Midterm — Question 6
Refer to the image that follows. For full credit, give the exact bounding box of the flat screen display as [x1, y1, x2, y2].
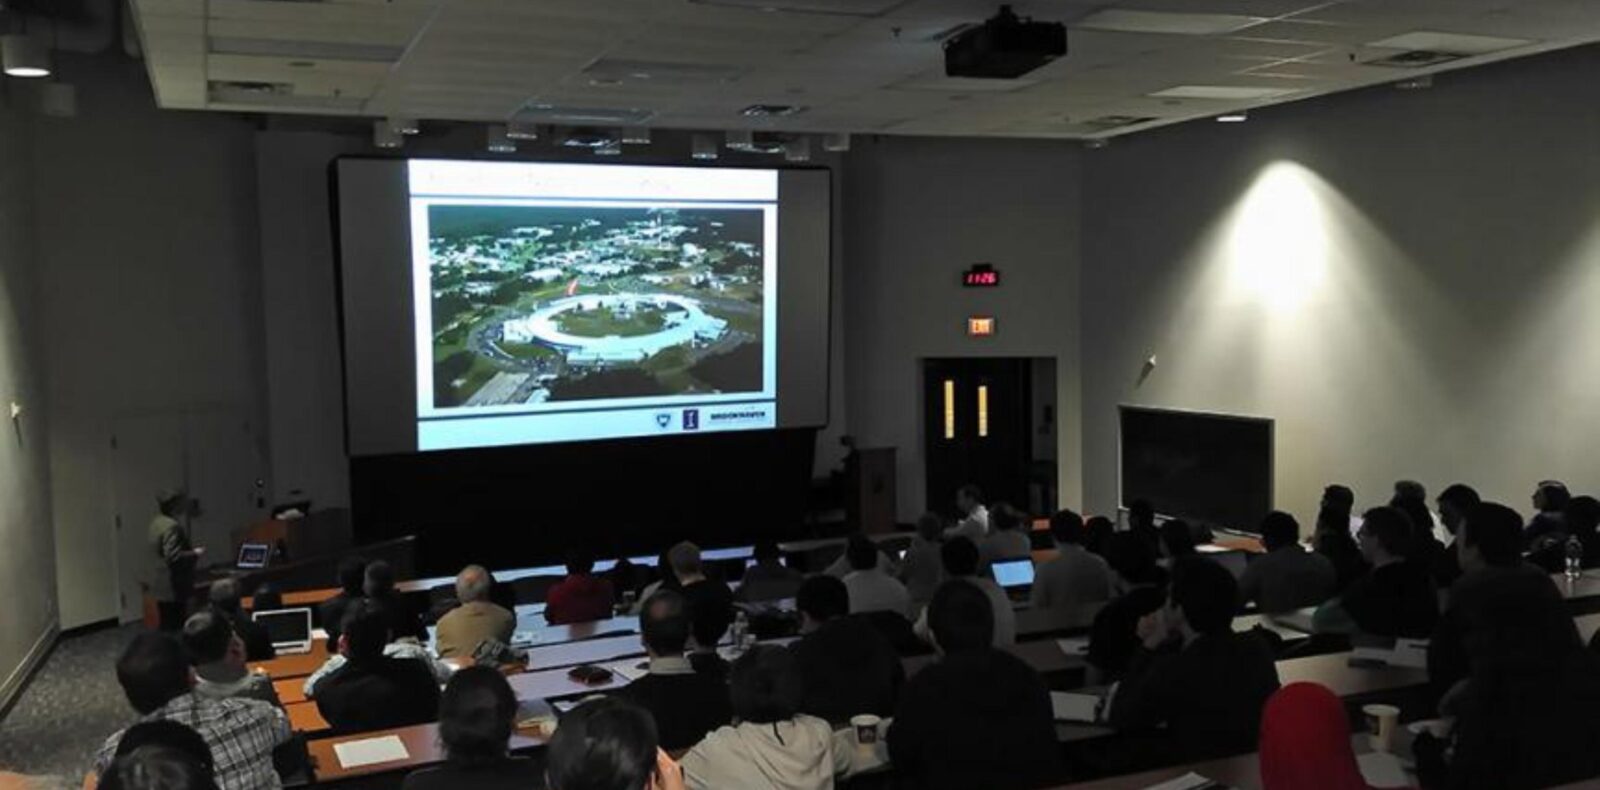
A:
[1119, 406, 1273, 533]
[991, 558, 1036, 588]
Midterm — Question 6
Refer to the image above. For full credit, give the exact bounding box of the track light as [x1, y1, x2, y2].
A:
[726, 129, 753, 149]
[506, 121, 540, 140]
[373, 119, 403, 149]
[2, 34, 50, 78]
[486, 124, 516, 153]
[386, 116, 419, 135]
[822, 132, 851, 152]
[1216, 111, 1249, 123]
[620, 126, 652, 145]
[692, 134, 719, 161]
[783, 136, 811, 163]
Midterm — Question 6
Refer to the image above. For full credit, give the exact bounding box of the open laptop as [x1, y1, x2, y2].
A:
[235, 542, 270, 570]
[253, 607, 314, 654]
[990, 558, 1035, 595]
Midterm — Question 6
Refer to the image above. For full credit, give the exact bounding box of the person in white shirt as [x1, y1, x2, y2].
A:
[914, 537, 1016, 647]
[979, 503, 1034, 570]
[841, 535, 912, 618]
[1030, 508, 1115, 611]
[945, 484, 990, 543]
[302, 629, 451, 699]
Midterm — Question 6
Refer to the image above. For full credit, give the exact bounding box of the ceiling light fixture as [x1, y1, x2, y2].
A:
[821, 132, 850, 152]
[595, 140, 623, 156]
[486, 124, 516, 153]
[1394, 74, 1434, 91]
[726, 129, 754, 149]
[506, 121, 540, 140]
[1083, 138, 1109, 150]
[386, 116, 419, 135]
[783, 136, 811, 163]
[1216, 111, 1249, 123]
[692, 134, 719, 160]
[620, 126, 652, 145]
[2, 34, 51, 78]
[373, 119, 403, 149]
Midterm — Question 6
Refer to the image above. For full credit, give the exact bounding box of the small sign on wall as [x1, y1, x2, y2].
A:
[967, 316, 996, 337]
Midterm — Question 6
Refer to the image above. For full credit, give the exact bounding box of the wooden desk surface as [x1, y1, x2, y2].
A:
[1017, 603, 1103, 639]
[523, 633, 648, 671]
[248, 640, 330, 680]
[274, 678, 307, 706]
[1276, 652, 1428, 700]
[309, 722, 549, 783]
[285, 700, 330, 735]
[1055, 735, 1401, 789]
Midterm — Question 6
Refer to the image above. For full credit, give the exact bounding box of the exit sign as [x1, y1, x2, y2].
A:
[968, 316, 996, 336]
[962, 263, 1001, 287]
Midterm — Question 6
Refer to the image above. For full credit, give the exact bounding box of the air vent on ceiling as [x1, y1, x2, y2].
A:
[1365, 50, 1467, 69]
[687, 0, 907, 17]
[513, 103, 654, 125]
[206, 80, 364, 111]
[210, 36, 403, 62]
[209, 80, 290, 96]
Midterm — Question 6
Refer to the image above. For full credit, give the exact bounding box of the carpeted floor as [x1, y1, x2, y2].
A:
[0, 624, 143, 785]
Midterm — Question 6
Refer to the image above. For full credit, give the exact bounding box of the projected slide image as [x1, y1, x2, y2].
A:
[427, 204, 766, 410]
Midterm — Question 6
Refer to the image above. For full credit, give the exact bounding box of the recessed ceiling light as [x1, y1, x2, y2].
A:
[1149, 85, 1296, 100]
[1367, 31, 1532, 55]
[1217, 111, 1248, 123]
[2, 35, 51, 78]
[1076, 9, 1267, 36]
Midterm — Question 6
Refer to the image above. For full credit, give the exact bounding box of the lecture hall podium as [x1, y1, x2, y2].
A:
[848, 447, 897, 535]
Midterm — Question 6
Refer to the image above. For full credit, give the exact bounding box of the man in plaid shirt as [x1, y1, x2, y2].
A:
[92, 632, 290, 790]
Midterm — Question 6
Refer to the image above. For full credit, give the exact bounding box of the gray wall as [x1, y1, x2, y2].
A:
[0, 89, 57, 707]
[1081, 45, 1600, 524]
[843, 136, 1083, 519]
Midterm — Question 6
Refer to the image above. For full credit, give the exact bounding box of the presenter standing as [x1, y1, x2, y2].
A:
[148, 488, 204, 631]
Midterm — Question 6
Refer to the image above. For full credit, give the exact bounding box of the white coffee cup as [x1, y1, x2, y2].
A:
[1363, 704, 1401, 752]
[850, 714, 882, 745]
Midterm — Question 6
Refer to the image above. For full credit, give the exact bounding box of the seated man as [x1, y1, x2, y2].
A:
[1313, 506, 1439, 638]
[1237, 511, 1337, 614]
[788, 575, 903, 724]
[842, 534, 911, 618]
[669, 542, 735, 648]
[913, 537, 1015, 646]
[207, 578, 274, 661]
[1029, 508, 1115, 611]
[364, 560, 428, 642]
[93, 632, 290, 790]
[1109, 557, 1281, 762]
[545, 550, 616, 626]
[687, 598, 731, 679]
[401, 667, 542, 789]
[1428, 501, 1565, 701]
[978, 503, 1034, 569]
[618, 590, 732, 752]
[944, 484, 990, 543]
[888, 581, 1058, 790]
[319, 556, 368, 647]
[314, 601, 443, 733]
[435, 564, 515, 658]
[180, 610, 280, 706]
[546, 697, 684, 790]
[735, 540, 803, 603]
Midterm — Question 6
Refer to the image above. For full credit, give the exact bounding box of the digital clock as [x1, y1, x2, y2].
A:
[962, 263, 1001, 287]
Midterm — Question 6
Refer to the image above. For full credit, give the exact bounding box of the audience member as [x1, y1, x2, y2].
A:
[618, 591, 732, 752]
[889, 581, 1058, 790]
[1258, 683, 1381, 790]
[1082, 515, 1116, 557]
[180, 611, 279, 706]
[944, 484, 989, 542]
[680, 646, 847, 790]
[979, 502, 1033, 568]
[788, 575, 903, 724]
[111, 720, 215, 777]
[736, 541, 803, 603]
[1158, 519, 1198, 562]
[1029, 508, 1114, 611]
[93, 632, 289, 790]
[401, 667, 541, 789]
[98, 746, 219, 790]
[545, 697, 684, 790]
[669, 542, 735, 651]
[436, 565, 516, 659]
[687, 596, 732, 679]
[1433, 483, 1482, 586]
[1237, 511, 1336, 614]
[1526, 479, 1572, 546]
[363, 560, 427, 642]
[841, 534, 911, 617]
[1313, 495, 1368, 593]
[1087, 533, 1171, 682]
[1312, 507, 1438, 638]
[205, 579, 274, 662]
[1392, 494, 1448, 582]
[1567, 495, 1600, 567]
[913, 537, 1015, 646]
[898, 513, 946, 608]
[303, 610, 450, 699]
[1127, 499, 1160, 557]
[148, 489, 203, 631]
[1428, 502, 1563, 702]
[1109, 557, 1281, 761]
[313, 601, 442, 733]
[1391, 479, 1444, 543]
[1322, 484, 1359, 533]
[318, 556, 368, 647]
[546, 550, 617, 626]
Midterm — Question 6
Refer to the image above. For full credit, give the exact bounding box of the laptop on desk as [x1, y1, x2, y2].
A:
[254, 607, 315, 655]
[991, 558, 1036, 601]
[236, 542, 270, 570]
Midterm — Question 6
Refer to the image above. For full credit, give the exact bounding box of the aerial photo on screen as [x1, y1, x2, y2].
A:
[427, 204, 767, 409]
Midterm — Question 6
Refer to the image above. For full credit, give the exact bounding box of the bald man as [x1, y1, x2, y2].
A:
[434, 565, 516, 659]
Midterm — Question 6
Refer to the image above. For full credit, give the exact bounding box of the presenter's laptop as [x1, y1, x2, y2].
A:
[236, 542, 270, 570]
[253, 608, 314, 654]
[991, 559, 1035, 591]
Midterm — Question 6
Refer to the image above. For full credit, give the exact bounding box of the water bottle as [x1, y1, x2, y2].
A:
[729, 611, 749, 654]
[1566, 535, 1584, 580]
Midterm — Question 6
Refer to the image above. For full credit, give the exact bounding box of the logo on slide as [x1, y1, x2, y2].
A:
[682, 409, 700, 430]
[655, 413, 672, 429]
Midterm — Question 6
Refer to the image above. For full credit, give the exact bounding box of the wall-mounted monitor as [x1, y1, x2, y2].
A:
[1119, 405, 1273, 533]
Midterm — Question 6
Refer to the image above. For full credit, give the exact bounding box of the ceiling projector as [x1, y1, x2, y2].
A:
[944, 5, 1067, 79]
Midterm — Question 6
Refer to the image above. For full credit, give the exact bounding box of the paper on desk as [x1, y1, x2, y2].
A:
[1050, 691, 1102, 723]
[1057, 637, 1090, 656]
[1357, 751, 1411, 788]
[1140, 772, 1221, 790]
[1351, 638, 1429, 669]
[606, 659, 648, 682]
[333, 735, 409, 769]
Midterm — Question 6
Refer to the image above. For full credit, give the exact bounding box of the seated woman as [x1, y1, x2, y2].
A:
[679, 645, 848, 790]
[401, 667, 541, 789]
[1259, 683, 1391, 790]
